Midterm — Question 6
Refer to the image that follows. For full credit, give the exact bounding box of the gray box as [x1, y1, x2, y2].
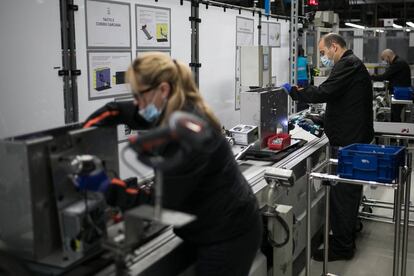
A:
[229, 124, 259, 145]
[240, 87, 288, 148]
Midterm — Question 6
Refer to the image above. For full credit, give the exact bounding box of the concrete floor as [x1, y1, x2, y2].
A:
[300, 220, 414, 276]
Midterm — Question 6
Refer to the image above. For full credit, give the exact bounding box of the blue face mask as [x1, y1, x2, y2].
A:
[321, 55, 334, 69]
[139, 103, 162, 123]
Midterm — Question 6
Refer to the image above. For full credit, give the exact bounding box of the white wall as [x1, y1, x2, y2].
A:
[271, 20, 291, 85]
[0, 0, 64, 138]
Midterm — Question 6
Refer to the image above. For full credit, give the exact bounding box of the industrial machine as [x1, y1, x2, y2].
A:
[240, 87, 288, 148]
[0, 125, 119, 274]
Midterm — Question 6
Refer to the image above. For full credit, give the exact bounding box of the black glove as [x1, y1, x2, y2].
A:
[105, 177, 153, 211]
[304, 113, 325, 128]
[83, 101, 149, 129]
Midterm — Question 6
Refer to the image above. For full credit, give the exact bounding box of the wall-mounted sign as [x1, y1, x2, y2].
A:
[269, 22, 281, 47]
[136, 4, 171, 49]
[86, 0, 131, 48]
[87, 51, 132, 100]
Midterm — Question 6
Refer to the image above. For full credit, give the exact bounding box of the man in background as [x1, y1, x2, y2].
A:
[371, 49, 411, 122]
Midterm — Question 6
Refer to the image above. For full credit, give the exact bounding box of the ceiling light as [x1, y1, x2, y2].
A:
[393, 23, 403, 29]
[345, 22, 365, 29]
[406, 28, 411, 32]
[375, 29, 384, 33]
[406, 22, 414, 28]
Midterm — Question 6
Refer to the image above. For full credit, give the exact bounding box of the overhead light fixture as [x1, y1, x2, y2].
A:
[393, 23, 403, 29]
[406, 22, 414, 28]
[345, 22, 365, 29]
[375, 29, 385, 33]
[406, 28, 411, 32]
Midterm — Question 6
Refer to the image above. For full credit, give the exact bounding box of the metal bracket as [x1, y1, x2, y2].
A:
[68, 4, 78, 11]
[72, 69, 81, 76]
[58, 70, 69, 76]
[189, 62, 202, 68]
[189, 16, 201, 23]
[58, 69, 81, 77]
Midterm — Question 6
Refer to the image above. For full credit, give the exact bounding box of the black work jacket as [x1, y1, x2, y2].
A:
[290, 50, 374, 147]
[120, 101, 260, 245]
[371, 56, 411, 89]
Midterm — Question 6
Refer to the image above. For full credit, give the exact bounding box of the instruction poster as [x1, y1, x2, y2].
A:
[86, 0, 131, 48]
[88, 51, 132, 100]
[236, 17, 254, 46]
[268, 23, 281, 47]
[136, 5, 171, 48]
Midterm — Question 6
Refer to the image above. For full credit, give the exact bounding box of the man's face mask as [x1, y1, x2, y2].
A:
[320, 45, 335, 69]
[321, 54, 334, 69]
[381, 59, 389, 66]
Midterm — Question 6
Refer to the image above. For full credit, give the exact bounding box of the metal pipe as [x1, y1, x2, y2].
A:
[359, 215, 414, 227]
[401, 153, 412, 276]
[360, 202, 395, 210]
[154, 169, 163, 220]
[258, 11, 262, 46]
[197, 0, 303, 21]
[190, 0, 200, 85]
[377, 134, 414, 141]
[306, 158, 312, 276]
[393, 189, 398, 222]
[361, 201, 414, 213]
[323, 182, 330, 275]
[360, 211, 414, 225]
[363, 198, 408, 206]
[392, 167, 403, 276]
[310, 172, 399, 188]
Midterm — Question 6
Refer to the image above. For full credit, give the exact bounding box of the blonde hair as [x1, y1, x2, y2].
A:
[127, 52, 221, 130]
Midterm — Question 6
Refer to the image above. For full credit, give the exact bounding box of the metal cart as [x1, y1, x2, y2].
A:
[304, 146, 412, 276]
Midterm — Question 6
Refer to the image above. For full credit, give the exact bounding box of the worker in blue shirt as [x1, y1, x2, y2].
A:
[296, 47, 309, 111]
[297, 47, 309, 88]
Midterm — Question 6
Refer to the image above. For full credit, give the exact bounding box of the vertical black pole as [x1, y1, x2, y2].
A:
[59, 0, 79, 123]
[67, 0, 79, 122]
[190, 0, 200, 86]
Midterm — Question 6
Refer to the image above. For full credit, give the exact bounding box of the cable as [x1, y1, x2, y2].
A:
[267, 213, 290, 248]
[81, 190, 103, 243]
[120, 146, 146, 180]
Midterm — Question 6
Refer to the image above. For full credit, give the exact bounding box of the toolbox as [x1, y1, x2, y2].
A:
[393, 86, 413, 100]
[338, 144, 405, 183]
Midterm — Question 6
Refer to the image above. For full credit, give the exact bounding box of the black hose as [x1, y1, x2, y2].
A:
[267, 214, 290, 248]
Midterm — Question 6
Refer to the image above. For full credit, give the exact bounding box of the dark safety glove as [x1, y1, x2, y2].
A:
[297, 118, 314, 129]
[105, 177, 153, 211]
[83, 101, 149, 129]
[281, 83, 292, 94]
[304, 113, 325, 128]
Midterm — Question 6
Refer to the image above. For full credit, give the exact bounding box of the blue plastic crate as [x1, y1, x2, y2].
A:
[393, 87, 413, 100]
[338, 144, 405, 183]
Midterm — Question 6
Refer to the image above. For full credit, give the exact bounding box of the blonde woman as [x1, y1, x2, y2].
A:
[84, 52, 262, 276]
